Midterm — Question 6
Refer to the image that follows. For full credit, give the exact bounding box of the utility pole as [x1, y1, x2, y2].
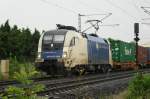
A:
[78, 14, 85, 32]
[78, 14, 81, 32]
[134, 23, 140, 69]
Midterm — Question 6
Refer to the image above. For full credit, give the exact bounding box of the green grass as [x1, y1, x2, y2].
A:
[126, 73, 150, 99]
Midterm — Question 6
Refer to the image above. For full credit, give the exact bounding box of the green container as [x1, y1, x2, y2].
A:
[109, 38, 136, 62]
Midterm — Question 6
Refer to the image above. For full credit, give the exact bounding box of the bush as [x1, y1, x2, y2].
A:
[0, 64, 45, 99]
[126, 72, 150, 99]
[9, 56, 39, 79]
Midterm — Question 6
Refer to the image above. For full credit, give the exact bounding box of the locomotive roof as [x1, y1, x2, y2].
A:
[44, 29, 68, 35]
[86, 34, 106, 44]
[44, 29, 106, 44]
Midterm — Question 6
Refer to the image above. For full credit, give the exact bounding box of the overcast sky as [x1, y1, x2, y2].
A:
[0, 0, 150, 45]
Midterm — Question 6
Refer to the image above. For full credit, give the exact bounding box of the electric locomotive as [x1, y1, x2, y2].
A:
[35, 24, 112, 75]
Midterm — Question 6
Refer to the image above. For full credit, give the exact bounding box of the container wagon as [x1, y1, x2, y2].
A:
[108, 38, 136, 70]
[138, 46, 148, 68]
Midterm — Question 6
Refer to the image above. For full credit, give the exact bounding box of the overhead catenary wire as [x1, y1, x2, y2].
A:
[74, 0, 121, 33]
[141, 6, 150, 15]
[76, 0, 110, 13]
[141, 0, 150, 5]
[98, 24, 119, 27]
[80, 13, 109, 16]
[76, 0, 113, 32]
[104, 0, 138, 20]
[77, 0, 147, 23]
[142, 7, 150, 9]
[142, 23, 150, 25]
[78, 13, 111, 31]
[129, 0, 142, 19]
[142, 18, 150, 20]
[40, 0, 77, 14]
[82, 13, 112, 33]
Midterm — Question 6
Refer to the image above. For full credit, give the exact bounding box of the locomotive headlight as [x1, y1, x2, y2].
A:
[37, 52, 41, 58]
[63, 52, 67, 58]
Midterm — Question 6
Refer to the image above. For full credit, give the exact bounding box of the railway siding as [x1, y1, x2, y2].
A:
[39, 70, 150, 98]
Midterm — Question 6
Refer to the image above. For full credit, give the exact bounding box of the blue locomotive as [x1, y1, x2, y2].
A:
[35, 24, 112, 75]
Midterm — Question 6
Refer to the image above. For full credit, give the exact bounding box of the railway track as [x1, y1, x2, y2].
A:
[38, 69, 150, 98]
[0, 69, 150, 98]
[0, 75, 63, 94]
[0, 75, 64, 86]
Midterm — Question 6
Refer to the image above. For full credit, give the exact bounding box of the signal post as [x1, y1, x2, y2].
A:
[134, 23, 140, 69]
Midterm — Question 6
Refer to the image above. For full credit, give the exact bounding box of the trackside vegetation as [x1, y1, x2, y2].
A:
[0, 20, 41, 80]
[94, 73, 150, 99]
[0, 64, 45, 99]
[0, 20, 40, 61]
[126, 73, 150, 99]
[9, 56, 35, 79]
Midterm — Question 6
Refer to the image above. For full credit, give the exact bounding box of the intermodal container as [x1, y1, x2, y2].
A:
[108, 38, 136, 62]
[138, 46, 148, 64]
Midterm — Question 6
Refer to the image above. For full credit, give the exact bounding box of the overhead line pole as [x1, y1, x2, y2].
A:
[78, 14, 85, 32]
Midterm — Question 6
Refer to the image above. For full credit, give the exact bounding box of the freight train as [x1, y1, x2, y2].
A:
[35, 24, 150, 75]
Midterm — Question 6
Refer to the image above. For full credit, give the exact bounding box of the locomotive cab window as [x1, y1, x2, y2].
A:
[53, 35, 65, 43]
[43, 35, 53, 44]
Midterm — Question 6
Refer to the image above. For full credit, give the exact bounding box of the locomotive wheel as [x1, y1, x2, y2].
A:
[102, 67, 106, 73]
[64, 69, 73, 77]
[102, 65, 111, 73]
[79, 68, 86, 75]
[102, 66, 109, 73]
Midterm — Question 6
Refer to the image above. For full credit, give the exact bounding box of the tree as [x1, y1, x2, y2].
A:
[127, 73, 150, 99]
[0, 20, 41, 61]
[0, 20, 11, 32]
[31, 29, 40, 59]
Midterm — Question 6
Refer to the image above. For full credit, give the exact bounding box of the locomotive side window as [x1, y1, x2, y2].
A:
[70, 37, 79, 46]
[75, 37, 79, 44]
[70, 37, 75, 46]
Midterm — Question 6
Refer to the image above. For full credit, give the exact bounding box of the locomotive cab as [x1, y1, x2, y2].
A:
[36, 29, 68, 75]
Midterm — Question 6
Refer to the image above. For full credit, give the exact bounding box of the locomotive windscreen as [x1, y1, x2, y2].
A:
[42, 30, 67, 51]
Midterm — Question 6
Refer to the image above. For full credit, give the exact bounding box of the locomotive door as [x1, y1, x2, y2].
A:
[68, 37, 79, 67]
